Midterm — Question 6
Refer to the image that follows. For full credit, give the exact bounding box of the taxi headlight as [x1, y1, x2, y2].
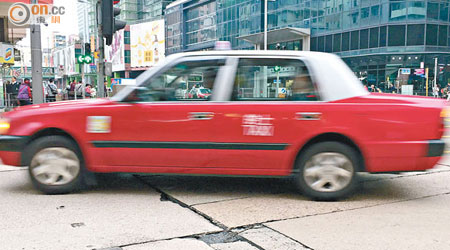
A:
[0, 119, 11, 134]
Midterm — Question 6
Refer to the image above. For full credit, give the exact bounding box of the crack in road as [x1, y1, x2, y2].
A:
[124, 171, 450, 250]
[133, 175, 267, 250]
[233, 191, 450, 229]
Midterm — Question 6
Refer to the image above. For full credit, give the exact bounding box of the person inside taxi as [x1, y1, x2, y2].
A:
[288, 70, 318, 101]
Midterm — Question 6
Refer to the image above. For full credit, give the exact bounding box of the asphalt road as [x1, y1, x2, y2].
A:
[1, 156, 450, 250]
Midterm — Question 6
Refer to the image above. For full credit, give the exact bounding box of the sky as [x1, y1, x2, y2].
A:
[17, 0, 79, 48]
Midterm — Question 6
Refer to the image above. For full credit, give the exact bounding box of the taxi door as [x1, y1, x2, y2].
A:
[209, 57, 323, 175]
[98, 57, 229, 170]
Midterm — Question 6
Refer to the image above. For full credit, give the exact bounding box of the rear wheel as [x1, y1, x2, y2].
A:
[294, 142, 359, 201]
[24, 136, 84, 194]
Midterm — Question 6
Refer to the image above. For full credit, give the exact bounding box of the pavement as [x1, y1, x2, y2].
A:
[1, 155, 450, 250]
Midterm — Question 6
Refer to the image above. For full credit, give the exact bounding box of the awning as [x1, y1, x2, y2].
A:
[237, 27, 310, 50]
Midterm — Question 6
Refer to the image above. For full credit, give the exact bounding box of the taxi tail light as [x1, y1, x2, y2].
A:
[439, 107, 450, 139]
[0, 118, 10, 134]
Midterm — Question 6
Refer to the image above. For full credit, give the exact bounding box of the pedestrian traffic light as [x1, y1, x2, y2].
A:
[102, 0, 126, 45]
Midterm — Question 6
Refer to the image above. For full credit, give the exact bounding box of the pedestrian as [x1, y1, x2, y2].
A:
[46, 79, 58, 102]
[17, 78, 32, 106]
[9, 77, 20, 106]
[68, 80, 76, 100]
[85, 83, 92, 98]
[433, 85, 440, 98]
[75, 81, 83, 99]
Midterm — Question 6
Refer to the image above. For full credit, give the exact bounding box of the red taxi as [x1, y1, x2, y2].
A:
[0, 51, 446, 200]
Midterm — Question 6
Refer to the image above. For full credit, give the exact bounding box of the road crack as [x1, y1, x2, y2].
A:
[134, 175, 266, 250]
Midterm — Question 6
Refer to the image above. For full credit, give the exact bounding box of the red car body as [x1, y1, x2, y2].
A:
[0, 93, 445, 175]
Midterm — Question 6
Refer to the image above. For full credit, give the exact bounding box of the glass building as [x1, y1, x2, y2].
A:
[166, 0, 450, 95]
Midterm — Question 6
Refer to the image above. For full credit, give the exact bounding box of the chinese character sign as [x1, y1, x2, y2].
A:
[130, 20, 165, 68]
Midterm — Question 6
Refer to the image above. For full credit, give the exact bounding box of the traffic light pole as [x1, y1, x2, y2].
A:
[97, 0, 105, 98]
[30, 0, 44, 104]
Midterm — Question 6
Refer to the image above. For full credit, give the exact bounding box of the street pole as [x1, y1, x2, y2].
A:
[426, 68, 429, 96]
[97, 0, 105, 98]
[81, 42, 86, 99]
[30, 0, 44, 104]
[264, 0, 268, 50]
[434, 57, 438, 90]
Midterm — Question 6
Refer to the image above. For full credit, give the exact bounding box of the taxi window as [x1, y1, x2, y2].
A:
[137, 59, 224, 102]
[232, 58, 319, 101]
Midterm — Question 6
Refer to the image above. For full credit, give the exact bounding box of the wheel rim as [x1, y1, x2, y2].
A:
[30, 147, 80, 186]
[303, 152, 354, 193]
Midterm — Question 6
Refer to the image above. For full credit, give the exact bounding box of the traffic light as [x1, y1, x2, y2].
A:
[84, 43, 91, 54]
[102, 0, 126, 45]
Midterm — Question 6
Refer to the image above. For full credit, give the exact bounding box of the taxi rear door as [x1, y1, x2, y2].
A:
[209, 56, 324, 176]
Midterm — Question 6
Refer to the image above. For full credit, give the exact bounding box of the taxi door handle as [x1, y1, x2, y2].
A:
[189, 112, 214, 120]
[296, 112, 322, 120]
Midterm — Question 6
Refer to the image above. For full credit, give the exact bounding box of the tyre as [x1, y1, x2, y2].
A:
[23, 136, 85, 194]
[294, 142, 360, 201]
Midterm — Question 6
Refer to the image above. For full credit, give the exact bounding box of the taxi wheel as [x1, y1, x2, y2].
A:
[24, 136, 84, 194]
[294, 142, 359, 201]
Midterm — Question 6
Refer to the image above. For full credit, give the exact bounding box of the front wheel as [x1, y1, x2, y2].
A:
[294, 142, 360, 201]
[24, 136, 84, 194]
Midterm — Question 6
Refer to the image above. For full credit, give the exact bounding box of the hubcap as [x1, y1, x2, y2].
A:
[303, 152, 354, 192]
[30, 147, 80, 186]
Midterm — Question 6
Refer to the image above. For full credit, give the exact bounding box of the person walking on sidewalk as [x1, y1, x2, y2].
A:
[45, 79, 58, 102]
[17, 78, 32, 106]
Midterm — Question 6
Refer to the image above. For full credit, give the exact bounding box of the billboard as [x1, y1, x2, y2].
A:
[105, 29, 125, 72]
[53, 45, 76, 76]
[0, 43, 14, 64]
[130, 20, 165, 68]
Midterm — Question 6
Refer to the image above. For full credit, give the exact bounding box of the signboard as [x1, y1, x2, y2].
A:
[278, 88, 287, 98]
[105, 29, 125, 72]
[188, 74, 203, 82]
[0, 43, 14, 64]
[130, 19, 165, 68]
[400, 68, 411, 75]
[76, 54, 92, 64]
[401, 85, 414, 95]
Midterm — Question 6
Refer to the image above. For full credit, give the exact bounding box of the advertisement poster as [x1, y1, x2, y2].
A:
[0, 43, 14, 64]
[105, 29, 125, 72]
[64, 45, 76, 75]
[130, 19, 165, 68]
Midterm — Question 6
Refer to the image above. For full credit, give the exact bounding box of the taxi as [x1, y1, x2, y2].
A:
[0, 51, 446, 200]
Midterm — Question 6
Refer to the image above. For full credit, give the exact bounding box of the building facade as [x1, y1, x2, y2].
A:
[166, 0, 450, 95]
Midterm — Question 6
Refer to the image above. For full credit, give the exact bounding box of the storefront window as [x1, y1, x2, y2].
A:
[360, 29, 369, 49]
[369, 27, 379, 48]
[380, 26, 387, 47]
[439, 25, 448, 47]
[427, 2, 439, 20]
[325, 35, 333, 52]
[351, 30, 359, 50]
[333, 33, 341, 52]
[407, 24, 425, 46]
[388, 25, 405, 46]
[426, 24, 438, 45]
[342, 32, 350, 51]
[440, 2, 449, 22]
